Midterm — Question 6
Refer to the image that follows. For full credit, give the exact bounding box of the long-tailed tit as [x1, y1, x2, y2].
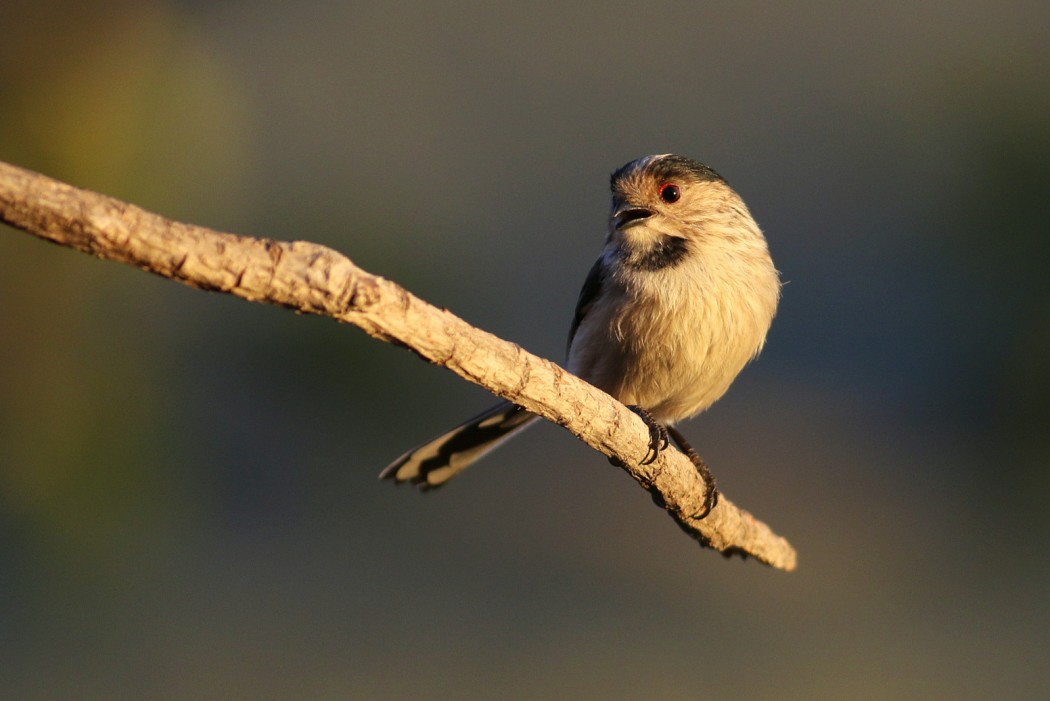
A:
[381, 154, 780, 515]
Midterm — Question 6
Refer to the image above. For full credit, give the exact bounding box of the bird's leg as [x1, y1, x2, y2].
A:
[666, 426, 719, 519]
[625, 405, 669, 465]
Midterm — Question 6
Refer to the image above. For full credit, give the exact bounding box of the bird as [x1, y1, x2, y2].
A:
[380, 154, 780, 516]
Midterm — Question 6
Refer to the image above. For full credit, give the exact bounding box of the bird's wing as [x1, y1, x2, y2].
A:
[567, 255, 607, 357]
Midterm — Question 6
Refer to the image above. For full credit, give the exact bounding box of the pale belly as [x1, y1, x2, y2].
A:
[566, 287, 760, 424]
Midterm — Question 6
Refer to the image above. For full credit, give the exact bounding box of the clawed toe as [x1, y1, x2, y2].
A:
[626, 405, 668, 465]
[666, 425, 719, 520]
[691, 487, 719, 520]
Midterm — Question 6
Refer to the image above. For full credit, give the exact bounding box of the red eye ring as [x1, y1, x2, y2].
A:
[659, 183, 681, 203]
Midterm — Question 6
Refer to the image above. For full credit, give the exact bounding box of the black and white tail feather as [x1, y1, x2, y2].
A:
[379, 401, 539, 489]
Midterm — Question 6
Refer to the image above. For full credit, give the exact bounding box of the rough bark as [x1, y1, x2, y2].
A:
[0, 160, 797, 571]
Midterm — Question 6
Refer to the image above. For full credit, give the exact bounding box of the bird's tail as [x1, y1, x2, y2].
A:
[379, 401, 539, 489]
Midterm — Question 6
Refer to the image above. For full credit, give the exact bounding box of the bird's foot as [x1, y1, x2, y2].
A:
[691, 475, 719, 520]
[625, 405, 669, 465]
[665, 426, 719, 519]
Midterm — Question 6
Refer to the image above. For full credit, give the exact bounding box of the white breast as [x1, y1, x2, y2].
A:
[567, 238, 778, 425]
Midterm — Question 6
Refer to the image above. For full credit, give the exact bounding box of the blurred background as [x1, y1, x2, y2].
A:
[1, 1, 1048, 699]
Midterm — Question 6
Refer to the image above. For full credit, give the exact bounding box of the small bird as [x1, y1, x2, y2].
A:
[381, 154, 780, 515]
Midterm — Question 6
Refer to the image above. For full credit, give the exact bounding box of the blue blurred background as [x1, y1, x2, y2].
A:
[2, 1, 1048, 698]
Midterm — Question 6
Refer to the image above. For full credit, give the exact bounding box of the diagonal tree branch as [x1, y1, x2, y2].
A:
[0, 159, 797, 571]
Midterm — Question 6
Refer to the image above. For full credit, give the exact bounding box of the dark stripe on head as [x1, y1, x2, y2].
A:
[611, 154, 725, 189]
[649, 155, 725, 184]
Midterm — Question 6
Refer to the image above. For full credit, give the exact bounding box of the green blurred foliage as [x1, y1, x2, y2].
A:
[0, 0, 254, 217]
[0, 0, 255, 562]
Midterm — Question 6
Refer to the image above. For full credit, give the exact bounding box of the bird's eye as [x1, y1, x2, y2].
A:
[659, 183, 681, 203]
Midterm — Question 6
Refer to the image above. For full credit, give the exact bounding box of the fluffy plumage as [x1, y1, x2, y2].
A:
[381, 154, 780, 490]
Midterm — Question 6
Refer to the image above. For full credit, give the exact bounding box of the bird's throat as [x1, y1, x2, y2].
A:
[617, 232, 690, 271]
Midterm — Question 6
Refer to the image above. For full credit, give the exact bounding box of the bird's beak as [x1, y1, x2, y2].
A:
[612, 205, 654, 230]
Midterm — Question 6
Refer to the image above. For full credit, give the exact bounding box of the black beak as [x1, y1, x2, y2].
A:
[613, 206, 654, 229]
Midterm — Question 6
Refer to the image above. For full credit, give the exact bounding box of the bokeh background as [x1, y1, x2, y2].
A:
[2, 1, 1048, 699]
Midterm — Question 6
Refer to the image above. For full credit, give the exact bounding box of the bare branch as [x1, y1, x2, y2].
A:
[0, 160, 797, 571]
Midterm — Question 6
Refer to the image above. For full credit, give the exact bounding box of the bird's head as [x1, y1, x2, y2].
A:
[607, 154, 759, 271]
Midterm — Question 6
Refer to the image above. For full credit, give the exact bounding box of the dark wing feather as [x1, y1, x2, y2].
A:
[567, 256, 606, 357]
